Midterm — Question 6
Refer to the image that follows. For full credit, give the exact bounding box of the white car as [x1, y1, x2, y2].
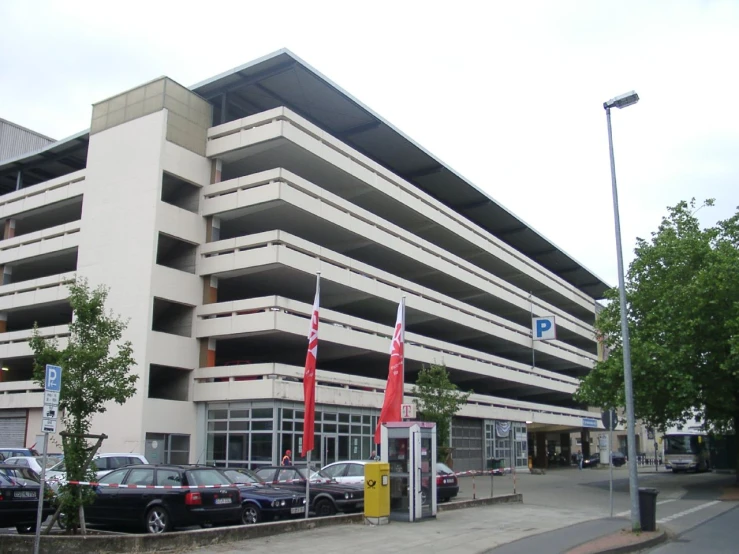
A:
[2, 455, 61, 475]
[321, 460, 372, 485]
[46, 453, 148, 490]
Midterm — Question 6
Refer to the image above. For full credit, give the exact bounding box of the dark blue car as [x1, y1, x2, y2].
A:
[220, 468, 306, 524]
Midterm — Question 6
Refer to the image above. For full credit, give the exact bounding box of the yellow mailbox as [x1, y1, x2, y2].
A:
[364, 462, 390, 520]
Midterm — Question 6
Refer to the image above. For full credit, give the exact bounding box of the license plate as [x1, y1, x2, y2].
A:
[14, 491, 37, 499]
[290, 507, 305, 514]
[444, 479, 453, 484]
[215, 497, 232, 505]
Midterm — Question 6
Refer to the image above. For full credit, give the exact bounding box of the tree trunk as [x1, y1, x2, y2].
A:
[735, 412, 739, 486]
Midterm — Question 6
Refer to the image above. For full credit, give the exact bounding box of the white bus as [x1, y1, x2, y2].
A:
[664, 427, 710, 472]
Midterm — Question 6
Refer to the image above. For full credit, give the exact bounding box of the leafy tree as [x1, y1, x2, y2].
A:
[30, 278, 137, 532]
[413, 363, 472, 462]
[576, 199, 739, 480]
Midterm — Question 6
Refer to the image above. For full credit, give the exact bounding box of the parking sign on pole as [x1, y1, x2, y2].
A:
[34, 364, 63, 554]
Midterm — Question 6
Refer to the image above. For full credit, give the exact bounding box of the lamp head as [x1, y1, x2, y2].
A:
[604, 91, 639, 110]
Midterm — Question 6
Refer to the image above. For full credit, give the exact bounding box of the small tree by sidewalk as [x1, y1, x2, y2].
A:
[30, 278, 137, 534]
[413, 363, 471, 463]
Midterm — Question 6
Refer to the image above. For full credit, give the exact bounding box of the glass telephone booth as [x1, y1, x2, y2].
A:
[380, 421, 437, 522]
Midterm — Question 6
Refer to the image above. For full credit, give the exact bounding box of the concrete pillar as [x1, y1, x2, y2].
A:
[2, 266, 11, 286]
[536, 432, 548, 469]
[203, 276, 218, 304]
[3, 218, 16, 240]
[560, 432, 571, 465]
[211, 158, 223, 184]
[581, 430, 591, 457]
[199, 338, 216, 368]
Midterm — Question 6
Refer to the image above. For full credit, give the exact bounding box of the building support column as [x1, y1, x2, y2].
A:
[3, 218, 16, 240]
[203, 276, 218, 304]
[199, 338, 216, 368]
[536, 432, 548, 469]
[560, 432, 571, 465]
[2, 266, 11, 286]
[581, 429, 591, 457]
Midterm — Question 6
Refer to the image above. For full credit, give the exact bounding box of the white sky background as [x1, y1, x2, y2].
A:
[1, 0, 737, 289]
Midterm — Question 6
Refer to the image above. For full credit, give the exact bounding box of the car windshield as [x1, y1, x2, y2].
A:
[437, 463, 453, 474]
[34, 456, 60, 469]
[223, 469, 260, 485]
[49, 460, 66, 472]
[304, 468, 334, 482]
[188, 469, 230, 486]
[0, 467, 40, 485]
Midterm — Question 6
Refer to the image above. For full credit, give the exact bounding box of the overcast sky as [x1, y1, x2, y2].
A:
[1, 0, 737, 289]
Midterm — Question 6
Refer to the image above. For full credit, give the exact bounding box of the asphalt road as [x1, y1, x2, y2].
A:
[648, 504, 739, 553]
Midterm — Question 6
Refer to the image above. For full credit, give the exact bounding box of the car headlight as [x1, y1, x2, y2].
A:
[302, 497, 307, 504]
[281, 500, 286, 506]
[271, 500, 279, 507]
[344, 492, 353, 499]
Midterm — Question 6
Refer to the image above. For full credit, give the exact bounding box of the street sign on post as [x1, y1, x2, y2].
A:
[601, 409, 617, 430]
[34, 364, 63, 554]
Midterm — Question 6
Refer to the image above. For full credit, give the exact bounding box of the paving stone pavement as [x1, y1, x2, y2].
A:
[189, 503, 600, 554]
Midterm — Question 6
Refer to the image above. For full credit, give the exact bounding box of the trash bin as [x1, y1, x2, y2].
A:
[638, 487, 659, 531]
[487, 458, 504, 472]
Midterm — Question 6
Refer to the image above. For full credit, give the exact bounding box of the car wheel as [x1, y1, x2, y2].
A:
[15, 524, 36, 534]
[241, 504, 261, 525]
[145, 505, 171, 534]
[314, 499, 336, 517]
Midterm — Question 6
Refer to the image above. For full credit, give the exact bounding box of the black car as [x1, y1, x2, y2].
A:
[581, 453, 600, 468]
[219, 468, 306, 524]
[85, 464, 241, 533]
[254, 466, 364, 517]
[0, 464, 53, 533]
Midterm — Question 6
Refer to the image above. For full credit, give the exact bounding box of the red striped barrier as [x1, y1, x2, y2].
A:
[65, 481, 236, 489]
[450, 468, 512, 477]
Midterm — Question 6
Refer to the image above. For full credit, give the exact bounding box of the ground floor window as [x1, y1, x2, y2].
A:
[205, 401, 380, 469]
[485, 420, 528, 469]
[144, 433, 190, 464]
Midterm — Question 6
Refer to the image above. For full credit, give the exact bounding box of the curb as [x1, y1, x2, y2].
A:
[0, 513, 363, 554]
[437, 494, 523, 512]
[567, 529, 668, 554]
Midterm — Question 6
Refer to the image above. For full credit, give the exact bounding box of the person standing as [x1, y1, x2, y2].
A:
[282, 449, 292, 466]
[577, 450, 583, 470]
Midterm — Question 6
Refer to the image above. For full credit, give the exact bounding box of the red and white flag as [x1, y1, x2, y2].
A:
[302, 274, 320, 457]
[374, 298, 405, 444]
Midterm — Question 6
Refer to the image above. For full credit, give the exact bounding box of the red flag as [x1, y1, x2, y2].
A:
[302, 275, 320, 457]
[374, 299, 405, 444]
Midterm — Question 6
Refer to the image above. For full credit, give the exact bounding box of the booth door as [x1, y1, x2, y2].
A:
[411, 429, 424, 520]
[419, 434, 433, 518]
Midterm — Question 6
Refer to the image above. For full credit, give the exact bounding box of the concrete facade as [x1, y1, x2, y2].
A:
[0, 51, 606, 470]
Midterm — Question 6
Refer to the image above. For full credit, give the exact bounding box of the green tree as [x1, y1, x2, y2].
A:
[576, 199, 739, 479]
[413, 363, 472, 461]
[30, 278, 137, 532]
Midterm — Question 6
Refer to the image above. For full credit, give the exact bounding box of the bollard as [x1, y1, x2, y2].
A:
[472, 473, 476, 499]
[490, 471, 494, 498]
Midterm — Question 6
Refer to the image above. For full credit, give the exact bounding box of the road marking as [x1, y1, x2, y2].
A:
[656, 500, 722, 523]
[615, 499, 676, 517]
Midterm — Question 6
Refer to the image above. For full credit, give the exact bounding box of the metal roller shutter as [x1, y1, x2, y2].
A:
[451, 417, 484, 473]
[0, 410, 27, 447]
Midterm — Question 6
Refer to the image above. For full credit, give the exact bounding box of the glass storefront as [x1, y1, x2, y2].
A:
[485, 420, 528, 469]
[206, 400, 380, 469]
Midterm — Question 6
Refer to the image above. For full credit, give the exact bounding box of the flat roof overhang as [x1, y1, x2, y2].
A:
[0, 131, 88, 194]
[192, 49, 610, 300]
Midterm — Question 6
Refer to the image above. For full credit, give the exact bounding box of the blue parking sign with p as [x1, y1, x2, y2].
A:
[532, 316, 556, 341]
[45, 364, 63, 392]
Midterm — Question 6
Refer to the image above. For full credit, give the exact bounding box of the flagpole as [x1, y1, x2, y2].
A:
[400, 295, 406, 404]
[529, 292, 535, 369]
[305, 451, 311, 519]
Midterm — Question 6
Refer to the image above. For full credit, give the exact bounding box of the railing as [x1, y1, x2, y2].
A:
[0, 222, 81, 255]
[197, 296, 583, 388]
[0, 324, 71, 347]
[194, 362, 597, 422]
[207, 108, 598, 311]
[0, 380, 43, 394]
[0, 272, 75, 300]
[0, 171, 85, 214]
[200, 232, 597, 366]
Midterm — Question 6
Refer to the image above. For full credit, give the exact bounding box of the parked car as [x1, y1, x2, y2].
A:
[581, 453, 600, 468]
[435, 462, 459, 502]
[0, 464, 53, 534]
[611, 451, 627, 467]
[219, 467, 306, 524]
[322, 460, 459, 502]
[582, 452, 627, 468]
[254, 466, 364, 517]
[3, 455, 62, 475]
[46, 452, 148, 490]
[0, 448, 39, 461]
[84, 464, 241, 533]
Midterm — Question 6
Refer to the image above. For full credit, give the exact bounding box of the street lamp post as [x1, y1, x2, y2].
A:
[604, 90, 641, 531]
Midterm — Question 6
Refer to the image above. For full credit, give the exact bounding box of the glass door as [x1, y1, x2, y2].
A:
[323, 435, 338, 466]
[419, 434, 433, 518]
